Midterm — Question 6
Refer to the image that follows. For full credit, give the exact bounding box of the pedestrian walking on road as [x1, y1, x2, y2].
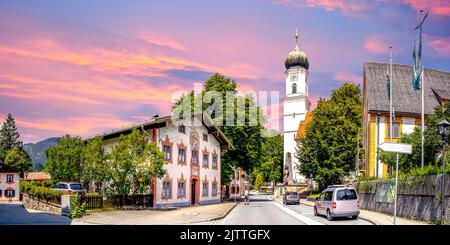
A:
[244, 189, 249, 205]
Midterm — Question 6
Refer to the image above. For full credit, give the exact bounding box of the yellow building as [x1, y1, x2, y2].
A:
[361, 62, 450, 178]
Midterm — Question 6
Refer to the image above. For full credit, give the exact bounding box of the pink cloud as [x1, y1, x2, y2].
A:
[385, 0, 450, 17]
[364, 35, 390, 54]
[272, 0, 371, 17]
[428, 36, 450, 57]
[140, 32, 188, 52]
[334, 72, 363, 84]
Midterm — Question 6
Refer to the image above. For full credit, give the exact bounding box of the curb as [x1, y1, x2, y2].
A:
[299, 199, 379, 225]
[185, 203, 238, 224]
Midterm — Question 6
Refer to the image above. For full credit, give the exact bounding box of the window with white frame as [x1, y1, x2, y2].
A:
[191, 150, 199, 165]
[177, 182, 186, 198]
[163, 145, 171, 161]
[212, 155, 218, 169]
[178, 148, 186, 164]
[212, 183, 218, 196]
[202, 153, 209, 168]
[6, 174, 13, 183]
[202, 182, 209, 197]
[162, 181, 171, 199]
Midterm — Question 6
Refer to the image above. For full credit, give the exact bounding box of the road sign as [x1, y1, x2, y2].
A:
[378, 142, 412, 154]
[378, 142, 412, 225]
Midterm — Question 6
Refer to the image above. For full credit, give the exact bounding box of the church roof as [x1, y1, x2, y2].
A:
[295, 111, 313, 141]
[364, 62, 450, 115]
[285, 29, 309, 70]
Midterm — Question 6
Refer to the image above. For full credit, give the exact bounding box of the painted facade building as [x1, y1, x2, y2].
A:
[283, 30, 310, 184]
[96, 114, 232, 208]
[362, 62, 450, 178]
[0, 160, 20, 202]
[229, 167, 249, 199]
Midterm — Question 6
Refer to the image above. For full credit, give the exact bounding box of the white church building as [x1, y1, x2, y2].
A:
[283, 30, 310, 184]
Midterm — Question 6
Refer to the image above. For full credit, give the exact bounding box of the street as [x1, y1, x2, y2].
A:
[202, 193, 372, 225]
[0, 203, 72, 225]
[0, 194, 372, 225]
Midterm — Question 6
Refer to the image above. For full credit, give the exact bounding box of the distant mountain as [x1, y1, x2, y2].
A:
[23, 137, 59, 171]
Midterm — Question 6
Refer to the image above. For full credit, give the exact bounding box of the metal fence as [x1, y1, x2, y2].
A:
[80, 194, 154, 210]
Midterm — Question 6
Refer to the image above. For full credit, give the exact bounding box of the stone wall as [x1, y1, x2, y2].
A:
[355, 174, 450, 223]
[22, 194, 62, 215]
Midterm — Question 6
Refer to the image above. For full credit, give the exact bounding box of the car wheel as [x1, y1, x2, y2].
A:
[326, 209, 333, 221]
[314, 207, 318, 216]
[352, 215, 358, 220]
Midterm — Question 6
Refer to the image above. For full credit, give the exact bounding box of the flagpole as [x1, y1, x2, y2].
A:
[389, 46, 393, 144]
[419, 10, 424, 168]
[421, 68, 424, 168]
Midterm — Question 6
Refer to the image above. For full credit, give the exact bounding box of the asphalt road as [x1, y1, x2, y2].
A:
[284, 200, 372, 225]
[204, 193, 372, 225]
[0, 203, 72, 225]
[219, 194, 306, 225]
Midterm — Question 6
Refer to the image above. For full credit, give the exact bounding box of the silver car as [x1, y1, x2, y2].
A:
[314, 185, 360, 221]
[283, 191, 300, 205]
[51, 182, 86, 195]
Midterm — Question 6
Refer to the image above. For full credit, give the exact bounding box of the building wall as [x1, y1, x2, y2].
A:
[284, 66, 309, 184]
[285, 67, 308, 97]
[102, 116, 221, 208]
[0, 172, 20, 201]
[367, 113, 420, 178]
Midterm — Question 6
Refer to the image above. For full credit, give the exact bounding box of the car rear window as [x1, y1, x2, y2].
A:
[70, 184, 83, 190]
[336, 189, 357, 200]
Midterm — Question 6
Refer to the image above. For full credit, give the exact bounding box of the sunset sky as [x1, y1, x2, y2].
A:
[0, 0, 449, 143]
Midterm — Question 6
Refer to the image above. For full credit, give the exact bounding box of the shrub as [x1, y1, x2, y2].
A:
[20, 181, 62, 203]
[70, 194, 87, 219]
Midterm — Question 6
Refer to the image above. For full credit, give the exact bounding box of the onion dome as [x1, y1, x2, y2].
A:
[284, 29, 309, 70]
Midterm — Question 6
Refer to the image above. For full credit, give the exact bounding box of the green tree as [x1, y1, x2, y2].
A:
[297, 83, 362, 190]
[105, 129, 166, 196]
[81, 136, 107, 192]
[380, 103, 450, 171]
[44, 135, 84, 182]
[4, 147, 32, 173]
[252, 131, 283, 190]
[0, 113, 22, 159]
[172, 73, 266, 184]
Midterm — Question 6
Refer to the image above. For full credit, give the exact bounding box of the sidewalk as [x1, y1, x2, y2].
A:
[300, 199, 428, 225]
[73, 202, 236, 225]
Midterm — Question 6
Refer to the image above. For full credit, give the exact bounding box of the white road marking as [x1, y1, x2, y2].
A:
[270, 197, 324, 225]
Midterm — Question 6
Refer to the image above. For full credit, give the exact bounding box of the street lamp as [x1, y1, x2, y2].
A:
[438, 118, 450, 225]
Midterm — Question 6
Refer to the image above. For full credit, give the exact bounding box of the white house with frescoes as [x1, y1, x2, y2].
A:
[0, 160, 20, 202]
[91, 113, 232, 208]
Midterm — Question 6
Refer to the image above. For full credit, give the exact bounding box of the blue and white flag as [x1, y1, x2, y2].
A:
[386, 65, 391, 100]
[412, 41, 422, 91]
[412, 11, 428, 91]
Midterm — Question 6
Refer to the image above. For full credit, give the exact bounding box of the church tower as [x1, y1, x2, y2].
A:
[283, 29, 310, 184]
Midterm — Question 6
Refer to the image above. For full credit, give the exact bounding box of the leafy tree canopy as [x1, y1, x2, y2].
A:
[380, 102, 450, 171]
[297, 83, 362, 190]
[105, 129, 166, 195]
[5, 147, 32, 172]
[172, 73, 266, 184]
[44, 135, 84, 182]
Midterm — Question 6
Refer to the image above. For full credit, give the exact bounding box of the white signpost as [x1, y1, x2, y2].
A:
[378, 142, 412, 225]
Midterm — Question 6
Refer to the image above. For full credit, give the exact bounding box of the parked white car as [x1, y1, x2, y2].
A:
[51, 182, 86, 195]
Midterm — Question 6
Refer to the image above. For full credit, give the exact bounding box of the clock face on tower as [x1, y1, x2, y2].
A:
[290, 74, 297, 81]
